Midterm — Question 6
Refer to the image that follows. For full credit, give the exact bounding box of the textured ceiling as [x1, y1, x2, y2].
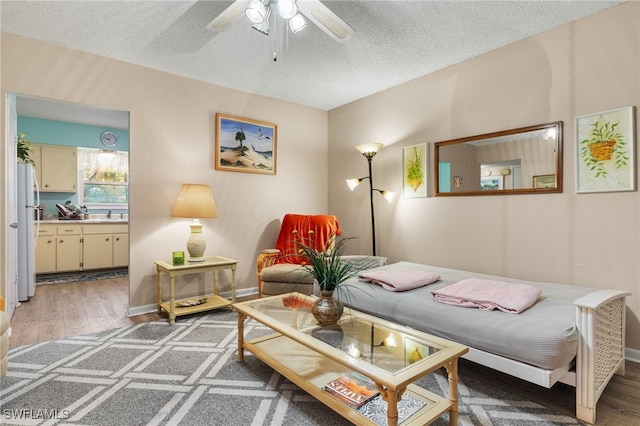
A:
[1, 0, 624, 116]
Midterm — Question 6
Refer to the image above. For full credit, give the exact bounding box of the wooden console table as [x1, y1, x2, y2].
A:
[154, 256, 237, 324]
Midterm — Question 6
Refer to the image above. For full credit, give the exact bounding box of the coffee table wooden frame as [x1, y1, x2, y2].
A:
[234, 293, 468, 426]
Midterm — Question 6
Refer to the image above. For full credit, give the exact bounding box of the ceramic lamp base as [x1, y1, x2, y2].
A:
[186, 219, 206, 261]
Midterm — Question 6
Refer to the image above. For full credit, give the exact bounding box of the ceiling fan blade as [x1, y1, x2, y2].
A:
[297, 0, 355, 43]
[206, 0, 251, 32]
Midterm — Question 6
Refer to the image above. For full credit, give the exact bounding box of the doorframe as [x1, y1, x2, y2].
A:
[4, 93, 132, 321]
[4, 93, 19, 318]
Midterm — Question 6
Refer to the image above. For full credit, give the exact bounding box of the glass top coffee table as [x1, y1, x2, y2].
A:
[234, 293, 468, 426]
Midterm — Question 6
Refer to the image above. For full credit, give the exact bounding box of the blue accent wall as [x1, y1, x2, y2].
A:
[18, 116, 129, 216]
[17, 116, 129, 150]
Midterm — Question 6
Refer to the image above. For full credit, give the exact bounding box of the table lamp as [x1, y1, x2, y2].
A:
[171, 183, 218, 262]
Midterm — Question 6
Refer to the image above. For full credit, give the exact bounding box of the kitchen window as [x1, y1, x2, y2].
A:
[77, 148, 128, 208]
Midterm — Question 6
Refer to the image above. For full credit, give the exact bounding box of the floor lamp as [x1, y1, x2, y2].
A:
[346, 143, 395, 256]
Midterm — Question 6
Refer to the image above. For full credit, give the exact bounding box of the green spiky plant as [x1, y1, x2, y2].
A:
[293, 231, 360, 292]
[405, 146, 424, 191]
[17, 133, 35, 165]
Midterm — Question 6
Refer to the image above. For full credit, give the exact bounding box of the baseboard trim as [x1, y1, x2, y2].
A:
[626, 347, 640, 364]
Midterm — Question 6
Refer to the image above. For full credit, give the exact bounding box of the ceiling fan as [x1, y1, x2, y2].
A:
[206, 0, 355, 43]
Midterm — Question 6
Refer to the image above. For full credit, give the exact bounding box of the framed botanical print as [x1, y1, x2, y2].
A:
[215, 113, 277, 175]
[402, 143, 427, 198]
[575, 106, 635, 193]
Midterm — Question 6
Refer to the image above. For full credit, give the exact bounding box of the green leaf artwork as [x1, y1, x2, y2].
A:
[579, 115, 627, 179]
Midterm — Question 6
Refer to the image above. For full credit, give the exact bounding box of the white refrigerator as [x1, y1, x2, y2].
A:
[17, 163, 39, 301]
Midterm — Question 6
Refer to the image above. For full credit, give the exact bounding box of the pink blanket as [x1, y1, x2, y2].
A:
[431, 278, 542, 314]
[358, 269, 440, 292]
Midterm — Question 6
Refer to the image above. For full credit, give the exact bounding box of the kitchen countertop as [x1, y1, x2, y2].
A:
[40, 218, 128, 224]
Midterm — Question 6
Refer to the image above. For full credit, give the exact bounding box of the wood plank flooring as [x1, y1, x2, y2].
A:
[8, 278, 640, 425]
[9, 276, 160, 348]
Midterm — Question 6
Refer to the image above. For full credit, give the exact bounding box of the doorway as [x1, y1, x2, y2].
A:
[5, 94, 131, 330]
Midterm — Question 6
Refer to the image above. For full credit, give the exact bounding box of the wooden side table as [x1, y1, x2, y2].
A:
[154, 256, 237, 324]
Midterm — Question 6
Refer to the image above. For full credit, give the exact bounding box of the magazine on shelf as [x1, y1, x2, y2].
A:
[357, 393, 427, 426]
[323, 372, 380, 408]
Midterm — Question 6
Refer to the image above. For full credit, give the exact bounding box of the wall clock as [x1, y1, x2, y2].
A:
[101, 131, 118, 147]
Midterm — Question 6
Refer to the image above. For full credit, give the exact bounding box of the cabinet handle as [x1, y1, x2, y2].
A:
[44, 184, 49, 188]
[59, 240, 64, 244]
[115, 237, 120, 241]
[48, 240, 53, 244]
[106, 238, 110, 242]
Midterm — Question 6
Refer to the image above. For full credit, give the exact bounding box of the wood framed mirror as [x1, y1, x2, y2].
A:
[434, 121, 563, 196]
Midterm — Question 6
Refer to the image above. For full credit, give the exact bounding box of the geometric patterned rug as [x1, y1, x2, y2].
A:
[1, 310, 584, 425]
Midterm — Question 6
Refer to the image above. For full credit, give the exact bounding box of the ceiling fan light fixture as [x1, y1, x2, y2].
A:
[252, 6, 271, 35]
[288, 13, 307, 33]
[278, 0, 298, 19]
[245, 0, 267, 24]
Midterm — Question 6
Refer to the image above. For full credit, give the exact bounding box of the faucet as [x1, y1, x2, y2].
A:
[107, 209, 112, 219]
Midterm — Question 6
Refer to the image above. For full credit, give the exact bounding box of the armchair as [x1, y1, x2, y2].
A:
[256, 214, 387, 297]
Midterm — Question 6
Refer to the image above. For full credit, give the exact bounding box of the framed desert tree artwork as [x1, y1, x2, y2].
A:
[576, 106, 636, 193]
[403, 143, 427, 198]
[215, 113, 277, 175]
[533, 174, 556, 188]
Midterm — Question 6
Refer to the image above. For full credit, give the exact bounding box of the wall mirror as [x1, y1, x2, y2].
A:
[435, 121, 563, 196]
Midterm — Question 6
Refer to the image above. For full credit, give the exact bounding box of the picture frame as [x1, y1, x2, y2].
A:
[575, 106, 636, 193]
[403, 336, 431, 365]
[480, 176, 503, 191]
[532, 174, 556, 189]
[402, 143, 427, 198]
[215, 113, 277, 175]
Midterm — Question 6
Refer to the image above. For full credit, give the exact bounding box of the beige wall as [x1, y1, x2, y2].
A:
[2, 3, 639, 355]
[1, 33, 328, 310]
[328, 2, 640, 352]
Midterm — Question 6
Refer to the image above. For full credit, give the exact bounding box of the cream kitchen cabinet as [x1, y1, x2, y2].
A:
[82, 224, 129, 270]
[55, 225, 82, 272]
[36, 224, 82, 272]
[31, 143, 77, 192]
[35, 225, 56, 273]
[35, 222, 128, 273]
[113, 233, 129, 267]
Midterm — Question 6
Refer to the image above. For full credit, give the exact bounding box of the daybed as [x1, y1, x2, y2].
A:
[342, 261, 630, 424]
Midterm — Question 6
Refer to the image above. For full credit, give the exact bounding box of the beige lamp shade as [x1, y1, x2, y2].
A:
[171, 184, 218, 219]
[171, 184, 218, 262]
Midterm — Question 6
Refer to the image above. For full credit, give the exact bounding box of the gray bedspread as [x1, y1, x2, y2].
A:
[339, 261, 597, 370]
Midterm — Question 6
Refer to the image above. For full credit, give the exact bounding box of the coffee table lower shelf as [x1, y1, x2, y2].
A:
[243, 333, 452, 426]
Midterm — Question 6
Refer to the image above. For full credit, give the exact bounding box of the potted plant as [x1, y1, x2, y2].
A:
[580, 115, 628, 178]
[17, 133, 35, 165]
[293, 230, 360, 326]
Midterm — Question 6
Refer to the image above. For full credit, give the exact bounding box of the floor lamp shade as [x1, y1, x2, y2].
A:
[171, 184, 218, 261]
